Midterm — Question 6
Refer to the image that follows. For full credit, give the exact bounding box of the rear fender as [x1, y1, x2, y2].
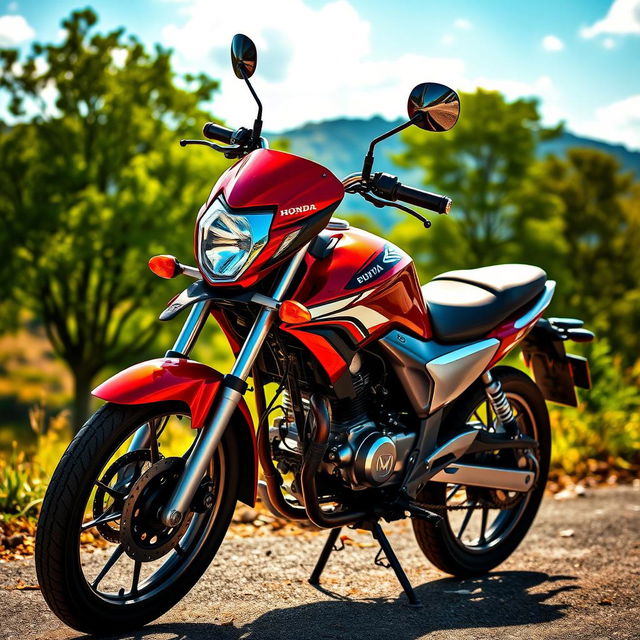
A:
[92, 358, 257, 506]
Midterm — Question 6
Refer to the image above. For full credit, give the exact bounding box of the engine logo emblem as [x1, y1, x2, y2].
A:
[280, 204, 317, 216]
[376, 454, 394, 474]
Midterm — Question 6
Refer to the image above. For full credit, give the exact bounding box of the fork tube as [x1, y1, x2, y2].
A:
[169, 300, 212, 357]
[160, 244, 310, 526]
[128, 300, 212, 453]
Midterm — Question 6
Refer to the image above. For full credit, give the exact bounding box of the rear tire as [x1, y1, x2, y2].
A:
[35, 402, 240, 634]
[412, 366, 550, 577]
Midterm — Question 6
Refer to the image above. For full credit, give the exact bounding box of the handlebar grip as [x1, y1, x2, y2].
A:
[202, 122, 234, 144]
[395, 183, 452, 214]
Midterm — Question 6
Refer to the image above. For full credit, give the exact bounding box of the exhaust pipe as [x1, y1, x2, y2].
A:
[430, 463, 535, 492]
[300, 394, 367, 528]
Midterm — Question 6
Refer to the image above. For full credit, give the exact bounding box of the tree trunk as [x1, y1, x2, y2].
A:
[72, 370, 93, 434]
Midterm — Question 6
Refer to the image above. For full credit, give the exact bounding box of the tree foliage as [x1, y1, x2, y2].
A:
[0, 9, 229, 428]
[393, 89, 561, 274]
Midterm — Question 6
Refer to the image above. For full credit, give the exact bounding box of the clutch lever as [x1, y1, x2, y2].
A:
[179, 139, 244, 159]
[361, 192, 431, 229]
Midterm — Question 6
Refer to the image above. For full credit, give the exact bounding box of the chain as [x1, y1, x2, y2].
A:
[415, 496, 519, 512]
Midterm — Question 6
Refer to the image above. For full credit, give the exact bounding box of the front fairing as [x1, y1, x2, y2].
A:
[195, 149, 344, 288]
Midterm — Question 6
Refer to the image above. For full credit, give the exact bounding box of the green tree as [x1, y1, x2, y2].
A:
[532, 149, 640, 363]
[0, 9, 228, 429]
[393, 89, 561, 276]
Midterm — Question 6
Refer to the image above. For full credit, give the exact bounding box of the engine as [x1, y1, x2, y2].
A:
[270, 354, 416, 491]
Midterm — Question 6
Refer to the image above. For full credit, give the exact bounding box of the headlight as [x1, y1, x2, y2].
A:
[197, 199, 272, 281]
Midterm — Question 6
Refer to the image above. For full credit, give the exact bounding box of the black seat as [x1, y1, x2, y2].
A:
[422, 264, 547, 343]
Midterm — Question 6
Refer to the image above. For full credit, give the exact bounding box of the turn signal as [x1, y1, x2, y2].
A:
[148, 255, 181, 279]
[279, 300, 312, 324]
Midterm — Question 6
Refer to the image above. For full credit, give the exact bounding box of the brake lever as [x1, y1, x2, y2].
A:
[361, 192, 431, 229]
[179, 139, 244, 159]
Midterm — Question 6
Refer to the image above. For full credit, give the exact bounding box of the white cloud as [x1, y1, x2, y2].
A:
[573, 94, 640, 150]
[162, 0, 468, 130]
[7, 2, 18, 12]
[581, 0, 640, 37]
[453, 18, 473, 30]
[542, 34, 564, 51]
[603, 37, 616, 48]
[0, 14, 34, 46]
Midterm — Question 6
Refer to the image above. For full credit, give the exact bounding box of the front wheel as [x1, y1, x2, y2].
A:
[35, 401, 240, 634]
[413, 366, 551, 577]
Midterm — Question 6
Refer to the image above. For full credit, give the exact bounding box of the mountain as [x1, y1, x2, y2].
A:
[268, 117, 640, 228]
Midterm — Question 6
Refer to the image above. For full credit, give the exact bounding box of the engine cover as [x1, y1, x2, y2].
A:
[332, 421, 415, 489]
[353, 431, 397, 486]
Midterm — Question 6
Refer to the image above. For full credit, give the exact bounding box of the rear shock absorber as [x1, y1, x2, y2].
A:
[481, 371, 519, 435]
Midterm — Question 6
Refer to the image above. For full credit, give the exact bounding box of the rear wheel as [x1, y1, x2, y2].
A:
[35, 402, 240, 634]
[412, 366, 550, 576]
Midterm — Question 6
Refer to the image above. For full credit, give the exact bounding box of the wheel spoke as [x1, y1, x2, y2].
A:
[457, 501, 476, 540]
[91, 544, 124, 589]
[95, 479, 126, 499]
[82, 510, 122, 531]
[472, 410, 485, 427]
[478, 506, 488, 545]
[130, 560, 142, 596]
[446, 484, 462, 502]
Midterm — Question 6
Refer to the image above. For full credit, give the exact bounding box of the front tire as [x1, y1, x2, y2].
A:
[35, 402, 240, 634]
[412, 366, 551, 577]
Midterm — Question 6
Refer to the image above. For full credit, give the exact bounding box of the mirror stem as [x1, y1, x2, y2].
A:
[361, 116, 420, 182]
[240, 65, 263, 145]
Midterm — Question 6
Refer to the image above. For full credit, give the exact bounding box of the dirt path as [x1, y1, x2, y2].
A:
[1, 485, 639, 640]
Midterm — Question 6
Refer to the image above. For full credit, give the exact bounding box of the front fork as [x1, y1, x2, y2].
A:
[138, 245, 310, 527]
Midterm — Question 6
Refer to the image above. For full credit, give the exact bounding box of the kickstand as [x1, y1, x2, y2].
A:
[371, 522, 422, 608]
[308, 522, 422, 608]
[309, 527, 343, 586]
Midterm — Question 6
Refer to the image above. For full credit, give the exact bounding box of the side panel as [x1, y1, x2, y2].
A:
[280, 227, 430, 386]
[379, 331, 499, 417]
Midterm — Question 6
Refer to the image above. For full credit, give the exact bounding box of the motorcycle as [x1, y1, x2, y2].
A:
[35, 34, 594, 633]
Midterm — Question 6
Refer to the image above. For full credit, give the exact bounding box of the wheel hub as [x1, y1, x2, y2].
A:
[120, 457, 194, 562]
[92, 450, 153, 543]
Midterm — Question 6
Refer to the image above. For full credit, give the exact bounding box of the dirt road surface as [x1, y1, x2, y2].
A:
[1, 485, 639, 640]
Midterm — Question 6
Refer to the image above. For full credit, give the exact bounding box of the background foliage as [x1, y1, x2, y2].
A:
[1, 9, 639, 519]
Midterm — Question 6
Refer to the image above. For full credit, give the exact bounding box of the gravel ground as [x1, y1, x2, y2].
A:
[1, 485, 639, 640]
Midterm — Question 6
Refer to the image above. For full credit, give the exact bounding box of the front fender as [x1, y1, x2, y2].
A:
[92, 358, 257, 505]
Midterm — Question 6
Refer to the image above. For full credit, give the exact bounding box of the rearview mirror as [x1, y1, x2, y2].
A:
[407, 82, 460, 132]
[231, 34, 257, 79]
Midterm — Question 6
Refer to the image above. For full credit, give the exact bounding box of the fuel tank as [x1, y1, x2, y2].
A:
[281, 223, 431, 390]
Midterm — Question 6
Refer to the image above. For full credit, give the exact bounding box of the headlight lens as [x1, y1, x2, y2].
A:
[197, 199, 272, 281]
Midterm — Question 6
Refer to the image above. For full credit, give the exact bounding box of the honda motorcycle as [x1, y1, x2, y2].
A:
[35, 34, 594, 633]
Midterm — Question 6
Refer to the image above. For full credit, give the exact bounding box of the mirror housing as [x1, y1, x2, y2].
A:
[408, 82, 460, 132]
[231, 34, 257, 79]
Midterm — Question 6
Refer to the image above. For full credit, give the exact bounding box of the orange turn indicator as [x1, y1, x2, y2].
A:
[279, 300, 312, 324]
[148, 255, 181, 279]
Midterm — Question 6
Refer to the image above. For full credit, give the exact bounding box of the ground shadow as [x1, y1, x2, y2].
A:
[79, 570, 579, 640]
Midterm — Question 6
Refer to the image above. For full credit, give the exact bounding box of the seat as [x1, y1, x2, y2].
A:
[422, 264, 547, 343]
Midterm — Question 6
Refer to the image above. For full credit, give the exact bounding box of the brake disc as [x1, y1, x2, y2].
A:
[120, 457, 194, 562]
[92, 450, 153, 543]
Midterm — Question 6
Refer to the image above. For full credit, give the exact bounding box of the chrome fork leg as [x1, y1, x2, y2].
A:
[160, 244, 311, 527]
[127, 301, 212, 455]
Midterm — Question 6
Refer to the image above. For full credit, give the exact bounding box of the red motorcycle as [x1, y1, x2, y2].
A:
[36, 34, 594, 633]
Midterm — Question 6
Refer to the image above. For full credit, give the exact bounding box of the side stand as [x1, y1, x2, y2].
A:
[308, 522, 422, 607]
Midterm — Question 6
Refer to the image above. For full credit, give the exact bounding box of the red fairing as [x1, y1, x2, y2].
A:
[92, 358, 253, 431]
[196, 149, 344, 288]
[281, 226, 431, 383]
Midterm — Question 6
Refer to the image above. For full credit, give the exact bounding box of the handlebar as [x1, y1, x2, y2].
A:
[371, 172, 452, 215]
[202, 122, 235, 144]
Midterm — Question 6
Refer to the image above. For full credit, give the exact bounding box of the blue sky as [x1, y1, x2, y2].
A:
[1, 0, 639, 148]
